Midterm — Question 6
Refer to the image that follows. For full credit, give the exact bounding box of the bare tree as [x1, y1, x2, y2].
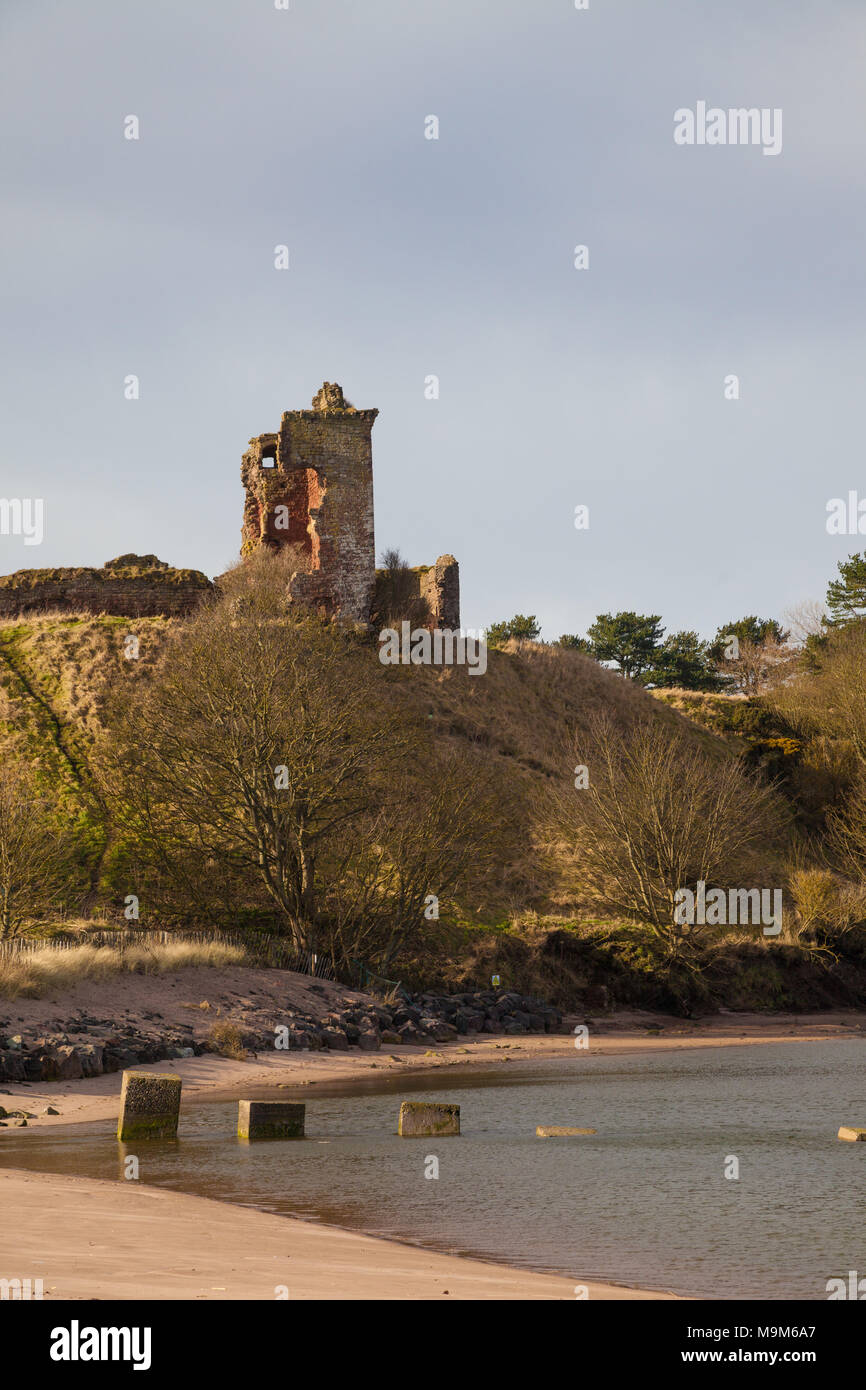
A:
[98, 551, 495, 960]
[541, 714, 788, 951]
[782, 599, 828, 648]
[0, 758, 69, 938]
[716, 637, 797, 695]
[370, 548, 431, 629]
[770, 621, 866, 763]
[321, 750, 500, 970]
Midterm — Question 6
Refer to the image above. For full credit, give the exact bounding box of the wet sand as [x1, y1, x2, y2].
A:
[2, 1010, 862, 1300]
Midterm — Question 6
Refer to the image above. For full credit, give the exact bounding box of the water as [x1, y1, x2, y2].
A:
[2, 1040, 865, 1299]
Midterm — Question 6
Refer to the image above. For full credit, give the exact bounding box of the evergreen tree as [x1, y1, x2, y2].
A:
[486, 615, 541, 648]
[585, 611, 664, 680]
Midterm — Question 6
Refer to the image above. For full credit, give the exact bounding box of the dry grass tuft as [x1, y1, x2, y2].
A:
[0, 939, 246, 1000]
[205, 1020, 248, 1060]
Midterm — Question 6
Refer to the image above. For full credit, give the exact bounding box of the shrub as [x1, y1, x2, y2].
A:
[542, 713, 789, 953]
[205, 1021, 248, 1060]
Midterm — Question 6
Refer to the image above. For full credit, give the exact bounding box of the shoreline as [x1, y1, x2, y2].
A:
[2, 1008, 862, 1131]
[2, 1012, 863, 1300]
[0, 1166, 679, 1301]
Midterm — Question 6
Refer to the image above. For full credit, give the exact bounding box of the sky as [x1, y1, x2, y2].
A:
[1, 0, 864, 641]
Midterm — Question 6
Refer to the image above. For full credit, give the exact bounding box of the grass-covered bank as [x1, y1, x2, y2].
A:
[5, 557, 866, 1021]
[399, 918, 866, 1017]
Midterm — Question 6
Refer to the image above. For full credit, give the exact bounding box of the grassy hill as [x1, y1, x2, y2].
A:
[0, 615, 727, 804]
[0, 616, 729, 915]
[0, 613, 177, 790]
[4, 614, 866, 1015]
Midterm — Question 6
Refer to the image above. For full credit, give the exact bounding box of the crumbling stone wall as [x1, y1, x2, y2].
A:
[241, 382, 378, 624]
[241, 383, 460, 629]
[372, 555, 461, 630]
[419, 555, 460, 630]
[0, 555, 212, 619]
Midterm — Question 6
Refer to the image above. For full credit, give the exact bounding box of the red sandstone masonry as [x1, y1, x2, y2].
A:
[0, 555, 212, 619]
[241, 382, 460, 628]
[241, 382, 378, 624]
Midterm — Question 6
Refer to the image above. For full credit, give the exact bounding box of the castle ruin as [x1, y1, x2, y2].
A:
[0, 382, 459, 628]
[241, 382, 459, 629]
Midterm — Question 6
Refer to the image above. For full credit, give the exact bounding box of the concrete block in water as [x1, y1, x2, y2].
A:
[117, 1070, 181, 1140]
[536, 1126, 597, 1137]
[398, 1101, 460, 1137]
[837, 1126, 866, 1142]
[238, 1100, 305, 1140]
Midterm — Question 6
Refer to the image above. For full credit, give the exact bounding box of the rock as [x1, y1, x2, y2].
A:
[838, 1126, 866, 1142]
[43, 1106, 60, 1115]
[75, 1043, 104, 1078]
[536, 1126, 597, 1137]
[381, 1030, 401, 1045]
[356, 1029, 380, 1052]
[454, 1011, 483, 1034]
[13, 1117, 27, 1127]
[393, 1006, 422, 1026]
[320, 1028, 349, 1051]
[430, 1022, 457, 1042]
[0, 1053, 26, 1083]
[53, 1046, 83, 1081]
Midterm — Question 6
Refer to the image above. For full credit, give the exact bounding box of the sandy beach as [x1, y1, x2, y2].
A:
[2, 1007, 863, 1300]
[0, 1167, 673, 1301]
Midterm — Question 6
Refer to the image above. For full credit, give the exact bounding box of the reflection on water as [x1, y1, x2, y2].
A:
[2, 1041, 865, 1299]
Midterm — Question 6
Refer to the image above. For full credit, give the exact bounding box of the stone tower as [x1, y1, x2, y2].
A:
[240, 382, 378, 624]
